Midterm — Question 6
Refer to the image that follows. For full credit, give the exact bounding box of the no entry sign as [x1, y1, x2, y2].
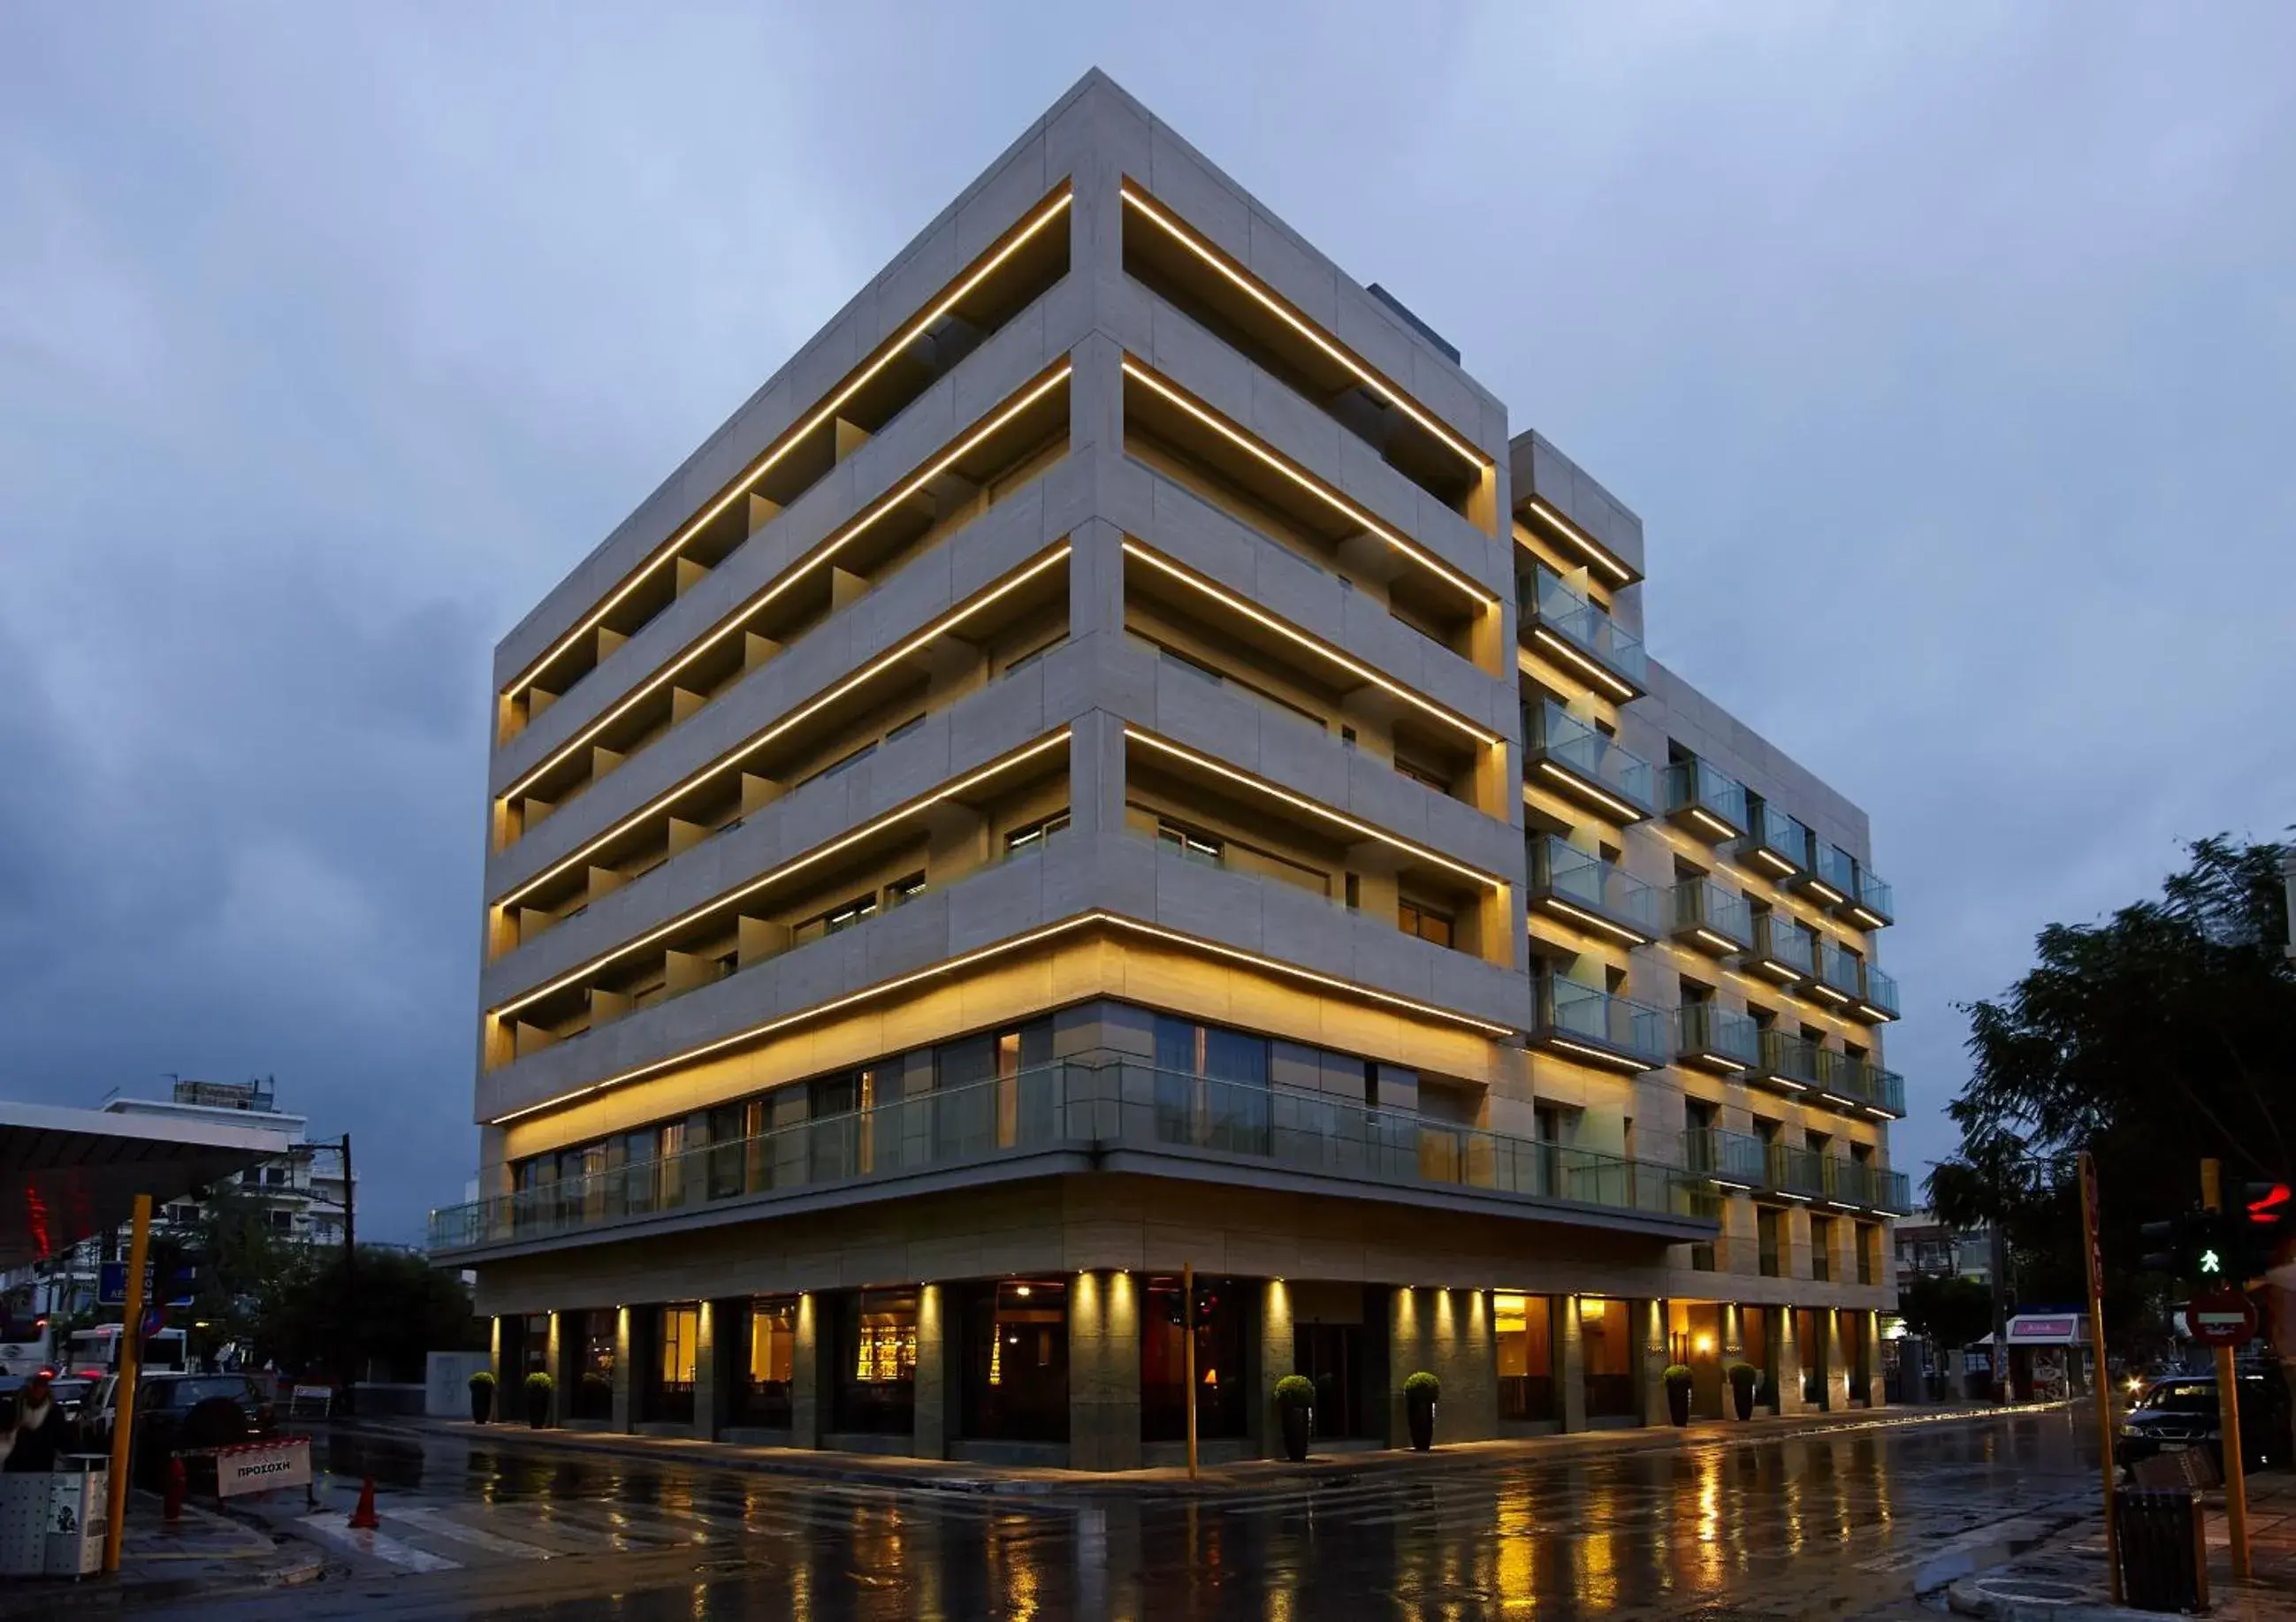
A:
[2186, 1284, 2258, 1348]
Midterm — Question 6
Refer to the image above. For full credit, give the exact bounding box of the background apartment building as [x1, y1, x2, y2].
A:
[432, 71, 1908, 1465]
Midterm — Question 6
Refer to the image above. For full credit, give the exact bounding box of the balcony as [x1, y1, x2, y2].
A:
[1523, 702, 1653, 822]
[1803, 842, 1857, 908]
[1682, 1127, 1766, 1190]
[1519, 569, 1646, 701]
[1810, 940, 1864, 1009]
[1732, 803, 1810, 881]
[1857, 963, 1901, 1024]
[1752, 1028, 1820, 1094]
[1529, 975, 1668, 1072]
[1814, 1050, 1909, 1118]
[1744, 911, 1817, 984]
[1662, 759, 1748, 844]
[1849, 868, 1896, 930]
[1819, 1158, 1912, 1214]
[1675, 1002, 1760, 1073]
[1529, 836, 1660, 946]
[1670, 879, 1752, 958]
[429, 1061, 1716, 1258]
[1764, 1144, 1829, 1201]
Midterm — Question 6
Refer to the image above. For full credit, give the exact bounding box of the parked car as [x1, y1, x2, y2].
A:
[2116, 1370, 2289, 1476]
[80, 1373, 278, 1486]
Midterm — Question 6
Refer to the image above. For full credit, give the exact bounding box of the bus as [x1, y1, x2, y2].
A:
[64, 1323, 190, 1378]
[0, 1308, 54, 1377]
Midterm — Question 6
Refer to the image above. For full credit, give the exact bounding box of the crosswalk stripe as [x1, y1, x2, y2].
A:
[389, 1506, 556, 1561]
[296, 1512, 464, 1573]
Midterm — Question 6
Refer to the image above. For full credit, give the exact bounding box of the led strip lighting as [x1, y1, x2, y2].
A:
[1847, 903, 1888, 930]
[1531, 895, 1651, 948]
[1119, 185, 1489, 474]
[1686, 807, 1740, 841]
[1120, 360, 1494, 608]
[1120, 542, 1497, 746]
[506, 189, 1074, 700]
[494, 543, 1072, 912]
[1526, 626, 1637, 704]
[491, 730, 1073, 1021]
[1522, 497, 1632, 585]
[1540, 1035, 1651, 1075]
[1125, 727, 1499, 888]
[1530, 760, 1645, 824]
[492, 908, 1515, 1125]
[501, 366, 1072, 804]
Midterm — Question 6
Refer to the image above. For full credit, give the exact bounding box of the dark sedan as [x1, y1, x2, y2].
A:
[2116, 1370, 2288, 1476]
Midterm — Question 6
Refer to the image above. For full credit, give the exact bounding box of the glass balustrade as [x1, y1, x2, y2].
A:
[1856, 868, 1896, 925]
[1765, 1144, 1828, 1199]
[1756, 1028, 1820, 1087]
[430, 1060, 1710, 1253]
[1750, 912, 1817, 978]
[1682, 1127, 1766, 1185]
[1531, 836, 1661, 939]
[1671, 879, 1751, 949]
[1533, 974, 1669, 1067]
[1814, 842, 1857, 898]
[1862, 964, 1901, 1017]
[1521, 571, 1648, 689]
[1661, 760, 1748, 836]
[1734, 803, 1810, 875]
[1675, 1002, 1761, 1068]
[1817, 941, 1864, 998]
[1525, 701, 1653, 815]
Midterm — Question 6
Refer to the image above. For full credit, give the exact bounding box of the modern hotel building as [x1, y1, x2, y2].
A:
[433, 72, 1910, 1466]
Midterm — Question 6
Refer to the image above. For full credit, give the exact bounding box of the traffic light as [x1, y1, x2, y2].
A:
[2140, 1211, 2221, 1281]
[2231, 1182, 2292, 1282]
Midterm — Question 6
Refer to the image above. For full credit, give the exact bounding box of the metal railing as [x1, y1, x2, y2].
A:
[1661, 759, 1747, 834]
[431, 1061, 1711, 1253]
[1525, 701, 1653, 812]
[1520, 572, 1647, 688]
[1532, 974, 1669, 1066]
[1531, 836, 1661, 938]
[1672, 879, 1751, 947]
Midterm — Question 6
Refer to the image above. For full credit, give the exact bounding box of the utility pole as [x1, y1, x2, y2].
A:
[339, 1132, 357, 1415]
[1989, 1214, 2011, 1403]
[2201, 1159, 2251, 1579]
[2077, 1153, 2120, 1603]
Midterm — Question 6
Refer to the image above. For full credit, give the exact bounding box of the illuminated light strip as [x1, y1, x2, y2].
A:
[1712, 1180, 1753, 1193]
[1125, 728, 1499, 888]
[1750, 849, 1797, 877]
[1119, 542, 1497, 746]
[1691, 928, 1741, 954]
[1541, 1036, 1652, 1074]
[1531, 761, 1644, 824]
[1119, 360, 1494, 608]
[492, 906, 1515, 1126]
[1117, 186, 1488, 473]
[1535, 896, 1653, 948]
[501, 369, 1073, 803]
[491, 730, 1073, 1020]
[1527, 626, 1637, 703]
[1777, 1192, 1812, 1203]
[1688, 808, 1740, 841]
[505, 191, 1075, 700]
[1522, 498, 1633, 585]
[1685, 1052, 1749, 1074]
[1855, 1002, 1896, 1023]
[1804, 880, 1848, 906]
[1848, 906, 1888, 929]
[1754, 961, 1801, 983]
[493, 544, 1073, 912]
[1810, 985, 1853, 1007]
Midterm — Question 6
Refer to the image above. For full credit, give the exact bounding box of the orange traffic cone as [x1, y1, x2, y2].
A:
[163, 1457, 186, 1523]
[348, 1477, 379, 1530]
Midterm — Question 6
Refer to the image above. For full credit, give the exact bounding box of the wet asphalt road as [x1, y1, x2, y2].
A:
[152, 1408, 2108, 1619]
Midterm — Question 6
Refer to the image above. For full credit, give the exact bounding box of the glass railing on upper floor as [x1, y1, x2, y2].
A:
[1661, 760, 1748, 838]
[1755, 1027, 1821, 1087]
[1862, 963, 1901, 1018]
[1749, 911, 1818, 978]
[1814, 842, 1857, 899]
[1524, 702, 1653, 816]
[428, 1060, 1712, 1253]
[1671, 879, 1751, 948]
[1520, 571, 1647, 690]
[1765, 1144, 1829, 1199]
[1682, 1127, 1766, 1186]
[1816, 940, 1864, 998]
[1532, 974, 1669, 1068]
[1855, 868, 1896, 925]
[1733, 802, 1811, 876]
[1675, 1002, 1761, 1069]
[1530, 837, 1662, 939]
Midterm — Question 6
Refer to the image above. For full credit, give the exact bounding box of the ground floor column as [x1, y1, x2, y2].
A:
[1825, 1310, 1851, 1411]
[1773, 1306, 1806, 1416]
[1069, 1269, 1141, 1470]
[545, 1311, 568, 1426]
[1558, 1295, 1588, 1432]
[1255, 1279, 1294, 1458]
[1865, 1311, 1887, 1408]
[692, 1300, 723, 1441]
[912, 1284, 948, 1460]
[611, 1307, 635, 1433]
[790, 1292, 822, 1449]
[1638, 1299, 1670, 1428]
[1721, 1303, 1748, 1420]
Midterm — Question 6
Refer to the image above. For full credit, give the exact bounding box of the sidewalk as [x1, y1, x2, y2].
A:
[366, 1397, 2063, 1499]
[0, 1491, 326, 1618]
[1949, 1468, 2296, 1621]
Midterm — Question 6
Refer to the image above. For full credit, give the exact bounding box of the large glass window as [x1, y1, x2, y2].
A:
[571, 1309, 615, 1420]
[643, 1304, 699, 1423]
[1581, 1297, 1636, 1417]
[832, 1288, 919, 1435]
[1795, 1306, 1827, 1407]
[736, 1297, 797, 1429]
[1496, 1293, 1556, 1421]
[934, 1020, 1052, 1157]
[1742, 1306, 1774, 1408]
[1140, 1276, 1247, 1443]
[957, 1279, 1070, 1443]
[1150, 1016, 1270, 1154]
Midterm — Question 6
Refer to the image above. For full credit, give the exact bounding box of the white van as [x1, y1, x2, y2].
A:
[64, 1323, 190, 1377]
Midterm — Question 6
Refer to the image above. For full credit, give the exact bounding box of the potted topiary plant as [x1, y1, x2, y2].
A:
[1275, 1375, 1316, 1462]
[1663, 1363, 1694, 1427]
[1403, 1371, 1440, 1451]
[468, 1368, 496, 1425]
[1726, 1360, 1759, 1422]
[524, 1370, 554, 1428]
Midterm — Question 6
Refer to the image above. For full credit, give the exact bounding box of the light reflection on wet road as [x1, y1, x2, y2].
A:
[170, 1409, 2103, 1619]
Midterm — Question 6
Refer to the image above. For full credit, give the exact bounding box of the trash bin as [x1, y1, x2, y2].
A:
[2114, 1487, 2208, 1613]
[46, 1457, 108, 1579]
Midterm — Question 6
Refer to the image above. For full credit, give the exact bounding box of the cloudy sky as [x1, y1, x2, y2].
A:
[4, 4, 2291, 1242]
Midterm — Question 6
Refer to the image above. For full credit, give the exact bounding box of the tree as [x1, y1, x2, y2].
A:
[175, 1182, 299, 1367]
[1929, 836, 2295, 1356]
[1898, 1275, 1995, 1350]
[257, 1246, 486, 1383]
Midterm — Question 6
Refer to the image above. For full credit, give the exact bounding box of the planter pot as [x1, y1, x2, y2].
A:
[1667, 1382, 1692, 1428]
[1731, 1381, 1755, 1422]
[1407, 1395, 1436, 1451]
[525, 1389, 551, 1428]
[469, 1385, 493, 1426]
[1279, 1404, 1311, 1462]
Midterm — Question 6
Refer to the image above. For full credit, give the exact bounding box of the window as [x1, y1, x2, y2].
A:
[1758, 1208, 1783, 1277]
[1001, 636, 1066, 678]
[1156, 820, 1223, 864]
[797, 740, 876, 789]
[884, 713, 925, 744]
[1811, 1216, 1835, 1283]
[1495, 1293, 1557, 1422]
[1394, 756, 1448, 793]
[1004, 811, 1070, 855]
[1399, 899, 1454, 948]
[885, 872, 927, 906]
